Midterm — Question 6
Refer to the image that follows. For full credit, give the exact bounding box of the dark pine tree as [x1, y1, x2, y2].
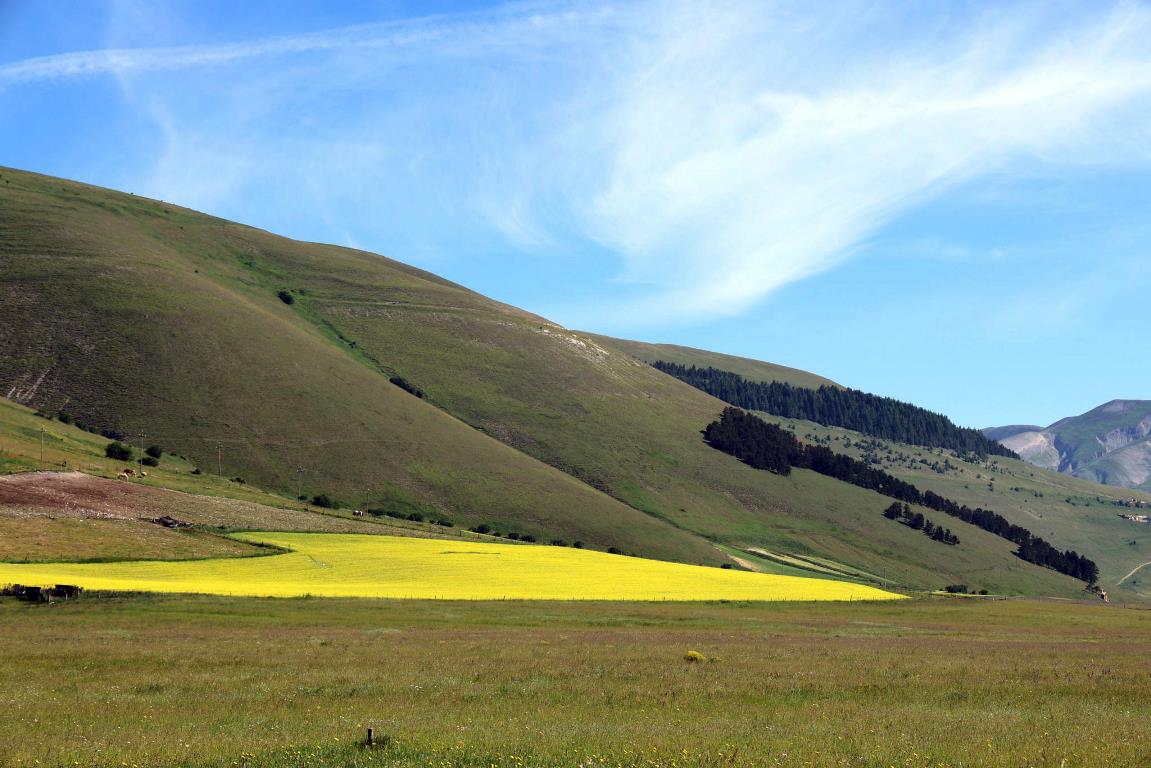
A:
[656, 362, 1018, 458]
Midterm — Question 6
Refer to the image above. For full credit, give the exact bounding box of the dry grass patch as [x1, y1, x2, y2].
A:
[0, 517, 258, 562]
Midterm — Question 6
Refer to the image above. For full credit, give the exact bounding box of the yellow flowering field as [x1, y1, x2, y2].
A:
[0, 532, 903, 601]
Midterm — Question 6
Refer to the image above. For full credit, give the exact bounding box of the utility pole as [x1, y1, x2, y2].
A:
[39, 427, 44, 469]
[296, 467, 303, 500]
[217, 443, 222, 477]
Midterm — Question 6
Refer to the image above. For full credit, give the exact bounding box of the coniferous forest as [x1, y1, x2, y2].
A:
[655, 362, 1017, 458]
[702, 408, 1098, 583]
[884, 502, 959, 545]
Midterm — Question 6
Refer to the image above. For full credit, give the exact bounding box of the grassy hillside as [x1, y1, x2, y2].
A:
[0, 169, 718, 565]
[588, 335, 839, 388]
[769, 414, 1151, 600]
[0, 166, 1099, 595]
[0, 397, 521, 562]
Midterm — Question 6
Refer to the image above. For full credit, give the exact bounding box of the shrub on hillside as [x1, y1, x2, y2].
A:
[139, 456, 159, 467]
[57, 412, 73, 425]
[104, 441, 133, 461]
[277, 290, 294, 305]
[145, 445, 162, 459]
[311, 494, 337, 509]
[388, 376, 425, 399]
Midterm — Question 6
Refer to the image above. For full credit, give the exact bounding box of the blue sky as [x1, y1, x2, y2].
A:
[3, 0, 1150, 428]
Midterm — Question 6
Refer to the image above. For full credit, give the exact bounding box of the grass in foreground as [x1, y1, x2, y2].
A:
[0, 596, 1149, 767]
[0, 532, 899, 601]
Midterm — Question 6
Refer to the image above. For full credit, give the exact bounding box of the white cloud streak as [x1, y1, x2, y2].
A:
[0, 3, 619, 87]
[6, 0, 1151, 325]
[573, 1, 1151, 320]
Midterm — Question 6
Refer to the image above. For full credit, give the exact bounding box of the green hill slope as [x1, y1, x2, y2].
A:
[0, 166, 1101, 596]
[0, 168, 716, 565]
[763, 415, 1151, 600]
[588, 336, 839, 389]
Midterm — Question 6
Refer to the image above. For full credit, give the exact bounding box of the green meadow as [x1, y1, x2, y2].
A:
[2, 595, 1149, 768]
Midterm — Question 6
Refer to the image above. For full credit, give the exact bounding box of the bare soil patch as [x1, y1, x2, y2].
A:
[0, 471, 378, 533]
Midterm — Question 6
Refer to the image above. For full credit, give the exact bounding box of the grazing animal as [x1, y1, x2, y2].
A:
[150, 516, 192, 529]
[17, 586, 49, 603]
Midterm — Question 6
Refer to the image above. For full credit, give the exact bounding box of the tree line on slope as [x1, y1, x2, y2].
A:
[702, 408, 1098, 584]
[884, 502, 959, 545]
[654, 362, 1017, 459]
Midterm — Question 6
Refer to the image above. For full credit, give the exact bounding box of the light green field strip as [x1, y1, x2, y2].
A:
[745, 547, 847, 576]
[0, 532, 904, 602]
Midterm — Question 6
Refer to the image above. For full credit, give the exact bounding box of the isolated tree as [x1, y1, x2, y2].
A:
[145, 445, 162, 459]
[104, 441, 133, 461]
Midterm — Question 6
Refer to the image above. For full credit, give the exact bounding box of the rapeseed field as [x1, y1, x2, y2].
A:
[0, 532, 901, 601]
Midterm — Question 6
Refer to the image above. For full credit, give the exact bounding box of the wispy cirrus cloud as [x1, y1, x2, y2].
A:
[0, 3, 620, 87]
[6, 0, 1151, 327]
[563, 1, 1151, 321]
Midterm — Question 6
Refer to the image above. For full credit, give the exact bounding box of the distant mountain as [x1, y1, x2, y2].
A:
[982, 425, 1044, 443]
[986, 401, 1151, 491]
